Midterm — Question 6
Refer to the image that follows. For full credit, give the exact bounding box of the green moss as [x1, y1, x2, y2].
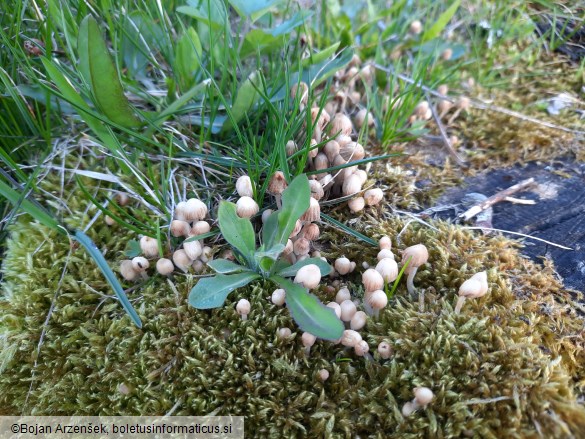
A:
[1, 205, 584, 438]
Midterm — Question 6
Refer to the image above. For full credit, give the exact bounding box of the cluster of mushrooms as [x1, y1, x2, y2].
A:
[119, 197, 214, 280]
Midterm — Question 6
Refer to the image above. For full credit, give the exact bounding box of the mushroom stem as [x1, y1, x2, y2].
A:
[406, 268, 418, 298]
[275, 194, 282, 210]
[454, 296, 466, 314]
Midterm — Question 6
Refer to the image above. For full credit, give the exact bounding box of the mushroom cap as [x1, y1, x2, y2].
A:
[335, 257, 352, 275]
[236, 299, 251, 316]
[401, 244, 429, 273]
[458, 277, 485, 299]
[341, 329, 362, 347]
[120, 260, 138, 281]
[236, 175, 254, 197]
[379, 235, 392, 250]
[348, 197, 365, 213]
[317, 369, 329, 382]
[183, 238, 203, 260]
[354, 340, 369, 356]
[339, 299, 357, 322]
[236, 196, 259, 218]
[377, 341, 392, 359]
[375, 258, 399, 283]
[414, 387, 434, 405]
[301, 332, 316, 347]
[470, 271, 489, 296]
[326, 302, 342, 319]
[268, 171, 287, 195]
[170, 220, 191, 237]
[156, 258, 174, 276]
[184, 198, 208, 221]
[301, 197, 321, 222]
[362, 268, 384, 292]
[131, 256, 149, 272]
[377, 248, 395, 261]
[294, 264, 322, 289]
[350, 311, 367, 331]
[364, 188, 384, 206]
[191, 221, 211, 236]
[271, 289, 286, 306]
[139, 236, 159, 258]
[277, 327, 292, 339]
[367, 290, 388, 310]
[335, 287, 351, 303]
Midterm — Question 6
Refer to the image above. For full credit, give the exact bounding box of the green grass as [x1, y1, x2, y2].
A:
[0, 0, 581, 270]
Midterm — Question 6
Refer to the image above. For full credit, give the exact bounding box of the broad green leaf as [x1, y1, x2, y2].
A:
[240, 30, 285, 58]
[272, 276, 343, 340]
[42, 59, 119, 149]
[189, 272, 260, 309]
[121, 12, 164, 79]
[228, 0, 283, 20]
[15, 85, 76, 114]
[207, 259, 248, 274]
[254, 243, 285, 261]
[422, 0, 461, 43]
[267, 10, 313, 36]
[301, 43, 340, 68]
[262, 174, 310, 250]
[218, 201, 256, 266]
[276, 257, 332, 278]
[0, 179, 61, 232]
[78, 16, 142, 128]
[74, 230, 142, 328]
[222, 70, 262, 131]
[175, 27, 203, 90]
[177, 0, 228, 30]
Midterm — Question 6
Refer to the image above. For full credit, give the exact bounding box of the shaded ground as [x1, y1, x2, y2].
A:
[434, 157, 585, 292]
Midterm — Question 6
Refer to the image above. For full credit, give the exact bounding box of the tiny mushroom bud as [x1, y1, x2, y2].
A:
[409, 20, 423, 34]
[323, 140, 340, 163]
[379, 236, 392, 250]
[377, 341, 393, 359]
[335, 257, 352, 275]
[140, 236, 159, 258]
[192, 259, 205, 273]
[183, 238, 203, 260]
[354, 108, 375, 129]
[362, 268, 384, 292]
[184, 198, 208, 221]
[301, 197, 321, 223]
[131, 256, 149, 273]
[317, 369, 329, 382]
[156, 258, 175, 276]
[336, 287, 351, 304]
[294, 264, 322, 289]
[286, 140, 297, 156]
[302, 332, 317, 356]
[309, 180, 325, 200]
[350, 311, 367, 331]
[236, 175, 254, 197]
[300, 223, 320, 241]
[116, 192, 130, 206]
[191, 220, 211, 236]
[236, 299, 251, 320]
[236, 196, 259, 218]
[200, 246, 213, 263]
[120, 260, 139, 281]
[377, 248, 395, 261]
[172, 249, 192, 273]
[329, 113, 353, 137]
[268, 171, 288, 196]
[341, 329, 362, 347]
[293, 238, 311, 256]
[174, 201, 187, 220]
[367, 290, 388, 318]
[401, 244, 429, 297]
[342, 174, 363, 196]
[454, 271, 489, 313]
[348, 197, 365, 213]
[364, 188, 384, 206]
[402, 387, 434, 417]
[171, 220, 191, 237]
[354, 169, 368, 185]
[105, 215, 115, 226]
[340, 299, 357, 322]
[271, 289, 286, 306]
[354, 340, 370, 357]
[277, 327, 292, 339]
[376, 258, 399, 283]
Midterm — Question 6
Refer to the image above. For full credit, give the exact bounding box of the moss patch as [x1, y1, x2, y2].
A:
[1, 209, 584, 437]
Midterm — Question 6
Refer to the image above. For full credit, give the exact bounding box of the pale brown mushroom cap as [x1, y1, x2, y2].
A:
[401, 244, 429, 273]
[268, 171, 287, 195]
[458, 278, 483, 299]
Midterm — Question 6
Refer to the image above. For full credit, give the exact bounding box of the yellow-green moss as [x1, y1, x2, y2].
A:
[1, 207, 584, 438]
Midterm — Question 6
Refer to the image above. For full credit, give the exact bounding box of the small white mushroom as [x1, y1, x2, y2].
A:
[131, 257, 149, 279]
[367, 290, 388, 318]
[350, 311, 367, 331]
[191, 221, 211, 236]
[341, 329, 362, 347]
[156, 258, 174, 276]
[277, 327, 292, 339]
[402, 387, 434, 417]
[354, 340, 370, 357]
[454, 271, 489, 313]
[377, 341, 393, 359]
[236, 196, 259, 218]
[335, 257, 352, 275]
[379, 236, 392, 250]
[376, 258, 399, 283]
[236, 299, 251, 320]
[294, 264, 322, 289]
[120, 260, 138, 281]
[335, 287, 351, 304]
[348, 197, 365, 213]
[317, 369, 329, 382]
[364, 188, 384, 206]
[362, 268, 384, 292]
[236, 175, 254, 197]
[170, 220, 191, 237]
[302, 332, 316, 356]
[326, 302, 342, 319]
[184, 198, 208, 221]
[377, 248, 395, 261]
[183, 238, 203, 260]
[271, 289, 286, 306]
[172, 249, 192, 273]
[339, 299, 357, 322]
[139, 236, 159, 258]
[401, 244, 429, 297]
